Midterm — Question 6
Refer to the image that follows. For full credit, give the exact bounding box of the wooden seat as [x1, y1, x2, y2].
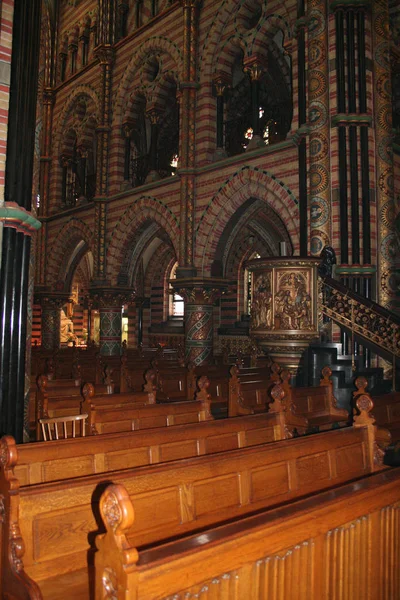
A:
[39, 413, 88, 441]
[95, 468, 400, 600]
[0, 393, 389, 599]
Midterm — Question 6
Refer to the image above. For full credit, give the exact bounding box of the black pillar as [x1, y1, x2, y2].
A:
[0, 0, 42, 441]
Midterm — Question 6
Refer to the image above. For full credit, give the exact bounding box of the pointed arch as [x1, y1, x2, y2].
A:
[46, 218, 94, 287]
[196, 166, 300, 274]
[113, 36, 182, 127]
[107, 195, 179, 284]
[52, 85, 100, 154]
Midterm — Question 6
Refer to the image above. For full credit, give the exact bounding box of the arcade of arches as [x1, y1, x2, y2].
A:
[0, 0, 399, 443]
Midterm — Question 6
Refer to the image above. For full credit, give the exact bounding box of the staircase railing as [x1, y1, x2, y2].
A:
[319, 275, 400, 385]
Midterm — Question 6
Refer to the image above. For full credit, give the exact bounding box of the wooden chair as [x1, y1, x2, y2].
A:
[39, 413, 88, 441]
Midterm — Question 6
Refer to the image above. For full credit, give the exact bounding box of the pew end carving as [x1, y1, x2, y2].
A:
[143, 369, 157, 404]
[268, 383, 293, 439]
[353, 376, 391, 465]
[96, 484, 139, 600]
[195, 375, 213, 420]
[228, 365, 254, 417]
[0, 436, 42, 599]
[81, 383, 99, 435]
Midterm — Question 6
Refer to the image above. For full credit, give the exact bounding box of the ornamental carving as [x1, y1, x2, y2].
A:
[251, 269, 313, 332]
[102, 567, 118, 600]
[320, 280, 400, 359]
[102, 491, 122, 531]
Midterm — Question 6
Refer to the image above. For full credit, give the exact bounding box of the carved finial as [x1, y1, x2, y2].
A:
[0, 436, 18, 470]
[270, 362, 281, 382]
[353, 392, 375, 427]
[196, 376, 213, 419]
[100, 484, 136, 536]
[144, 369, 157, 402]
[321, 365, 332, 381]
[269, 383, 285, 413]
[197, 375, 210, 393]
[229, 364, 239, 378]
[354, 376, 368, 395]
[103, 366, 114, 386]
[82, 382, 95, 400]
[280, 369, 291, 385]
[37, 374, 48, 392]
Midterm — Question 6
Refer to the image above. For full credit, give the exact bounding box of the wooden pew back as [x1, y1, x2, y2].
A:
[95, 468, 400, 600]
[8, 421, 381, 585]
[280, 366, 349, 430]
[15, 409, 288, 486]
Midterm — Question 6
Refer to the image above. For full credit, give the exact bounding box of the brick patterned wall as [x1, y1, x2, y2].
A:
[0, 0, 13, 203]
[36, 0, 388, 342]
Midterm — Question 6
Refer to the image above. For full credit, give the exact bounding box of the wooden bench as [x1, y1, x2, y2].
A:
[34, 376, 112, 439]
[280, 366, 350, 431]
[14, 394, 288, 486]
[95, 466, 400, 600]
[0, 396, 385, 599]
[82, 383, 213, 434]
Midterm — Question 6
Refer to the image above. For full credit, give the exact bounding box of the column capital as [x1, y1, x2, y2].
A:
[243, 55, 267, 81]
[122, 121, 135, 137]
[89, 286, 136, 309]
[329, 0, 370, 12]
[94, 44, 115, 66]
[146, 108, 163, 125]
[180, 0, 201, 8]
[34, 290, 70, 309]
[213, 73, 231, 96]
[170, 277, 234, 304]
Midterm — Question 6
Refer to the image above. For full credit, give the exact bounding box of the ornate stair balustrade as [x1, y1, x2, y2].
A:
[319, 276, 400, 367]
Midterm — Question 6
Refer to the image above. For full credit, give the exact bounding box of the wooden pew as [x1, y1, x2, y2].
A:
[34, 375, 112, 439]
[95, 467, 400, 600]
[14, 393, 288, 486]
[280, 366, 350, 431]
[0, 397, 385, 599]
[82, 383, 213, 434]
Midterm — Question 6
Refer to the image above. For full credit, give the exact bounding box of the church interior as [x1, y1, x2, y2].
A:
[0, 0, 400, 597]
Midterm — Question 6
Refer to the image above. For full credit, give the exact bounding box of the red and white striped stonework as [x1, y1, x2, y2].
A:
[0, 0, 13, 203]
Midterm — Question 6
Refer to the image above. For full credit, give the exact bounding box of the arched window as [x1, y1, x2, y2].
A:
[169, 262, 184, 318]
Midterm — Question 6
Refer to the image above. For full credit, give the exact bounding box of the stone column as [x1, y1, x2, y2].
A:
[93, 45, 114, 282]
[35, 292, 68, 350]
[372, 0, 398, 310]
[172, 278, 230, 365]
[90, 288, 135, 355]
[178, 0, 200, 275]
[0, 0, 42, 441]
[308, 0, 331, 255]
